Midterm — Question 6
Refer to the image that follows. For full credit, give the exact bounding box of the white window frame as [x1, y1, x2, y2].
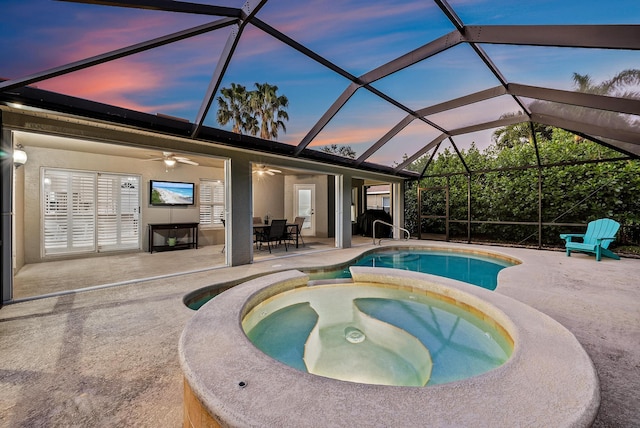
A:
[41, 168, 141, 256]
[199, 179, 225, 228]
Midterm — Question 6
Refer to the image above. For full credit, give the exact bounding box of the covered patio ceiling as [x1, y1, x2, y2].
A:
[1, 0, 639, 178]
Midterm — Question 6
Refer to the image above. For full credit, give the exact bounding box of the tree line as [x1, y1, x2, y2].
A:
[403, 70, 640, 248]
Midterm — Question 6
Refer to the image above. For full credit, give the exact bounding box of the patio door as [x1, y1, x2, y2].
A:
[294, 184, 315, 236]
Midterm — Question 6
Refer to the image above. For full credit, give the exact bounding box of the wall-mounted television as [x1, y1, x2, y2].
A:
[149, 180, 195, 206]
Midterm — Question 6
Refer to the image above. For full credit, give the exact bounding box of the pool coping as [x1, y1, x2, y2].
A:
[179, 266, 600, 427]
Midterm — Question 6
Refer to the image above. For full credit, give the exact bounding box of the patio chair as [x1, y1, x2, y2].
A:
[285, 216, 306, 247]
[560, 218, 621, 261]
[256, 219, 288, 253]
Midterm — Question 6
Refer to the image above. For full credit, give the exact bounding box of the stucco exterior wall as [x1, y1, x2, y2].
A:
[19, 145, 223, 263]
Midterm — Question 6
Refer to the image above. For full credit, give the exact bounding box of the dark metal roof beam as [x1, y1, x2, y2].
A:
[251, 18, 361, 84]
[449, 137, 471, 175]
[252, 19, 449, 154]
[419, 141, 442, 179]
[463, 25, 640, 50]
[191, 0, 267, 138]
[356, 86, 509, 166]
[448, 115, 526, 136]
[358, 31, 465, 84]
[394, 116, 527, 173]
[363, 85, 447, 132]
[0, 18, 237, 93]
[469, 43, 532, 117]
[416, 86, 506, 117]
[355, 115, 416, 165]
[58, 0, 241, 17]
[530, 122, 542, 168]
[532, 113, 640, 156]
[294, 83, 360, 155]
[434, 0, 464, 32]
[433, 5, 533, 123]
[508, 83, 640, 116]
[394, 133, 448, 172]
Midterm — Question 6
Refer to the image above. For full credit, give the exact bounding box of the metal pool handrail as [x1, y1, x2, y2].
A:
[372, 219, 410, 245]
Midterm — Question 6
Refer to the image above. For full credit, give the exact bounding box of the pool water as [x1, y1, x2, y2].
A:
[244, 283, 512, 387]
[307, 250, 513, 290]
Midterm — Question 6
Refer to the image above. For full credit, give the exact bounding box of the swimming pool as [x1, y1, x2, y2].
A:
[306, 249, 515, 290]
[184, 247, 519, 310]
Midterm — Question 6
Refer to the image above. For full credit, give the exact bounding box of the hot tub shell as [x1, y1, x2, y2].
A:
[180, 266, 599, 427]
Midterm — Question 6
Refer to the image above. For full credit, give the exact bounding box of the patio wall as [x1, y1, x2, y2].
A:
[16, 145, 223, 267]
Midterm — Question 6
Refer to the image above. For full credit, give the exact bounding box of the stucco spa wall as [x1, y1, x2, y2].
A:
[19, 145, 223, 264]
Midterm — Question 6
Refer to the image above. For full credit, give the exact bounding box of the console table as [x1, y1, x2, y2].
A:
[148, 222, 199, 253]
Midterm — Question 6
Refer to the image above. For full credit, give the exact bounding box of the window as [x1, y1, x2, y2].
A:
[383, 196, 390, 214]
[97, 174, 140, 251]
[43, 169, 96, 254]
[199, 179, 224, 227]
[42, 169, 140, 256]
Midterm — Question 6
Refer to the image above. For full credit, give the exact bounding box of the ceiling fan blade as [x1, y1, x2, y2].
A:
[268, 168, 281, 173]
[178, 159, 199, 166]
[266, 171, 275, 176]
[144, 157, 164, 161]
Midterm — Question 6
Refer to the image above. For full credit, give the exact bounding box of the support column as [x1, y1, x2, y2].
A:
[335, 174, 352, 249]
[228, 156, 253, 266]
[1, 114, 13, 305]
[391, 181, 404, 239]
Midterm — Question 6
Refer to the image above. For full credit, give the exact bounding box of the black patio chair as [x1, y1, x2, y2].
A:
[256, 219, 288, 253]
[285, 216, 305, 247]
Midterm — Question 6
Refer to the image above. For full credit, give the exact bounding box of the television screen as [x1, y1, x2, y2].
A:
[150, 180, 195, 206]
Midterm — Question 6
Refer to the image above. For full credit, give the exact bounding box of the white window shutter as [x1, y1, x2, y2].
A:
[43, 169, 140, 255]
[43, 169, 96, 255]
[98, 174, 140, 251]
[199, 180, 224, 227]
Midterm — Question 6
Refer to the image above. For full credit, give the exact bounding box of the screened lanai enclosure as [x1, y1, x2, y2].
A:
[2, 0, 640, 257]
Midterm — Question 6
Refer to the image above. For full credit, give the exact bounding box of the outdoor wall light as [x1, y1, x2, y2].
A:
[13, 144, 27, 167]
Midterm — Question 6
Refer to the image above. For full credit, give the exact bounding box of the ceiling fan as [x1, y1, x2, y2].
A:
[146, 151, 199, 168]
[252, 164, 282, 176]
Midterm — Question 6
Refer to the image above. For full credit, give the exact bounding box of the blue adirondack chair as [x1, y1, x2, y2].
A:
[560, 218, 620, 261]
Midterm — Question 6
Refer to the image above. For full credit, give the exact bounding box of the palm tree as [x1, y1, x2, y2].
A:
[567, 69, 640, 134]
[249, 82, 289, 140]
[572, 69, 640, 98]
[493, 69, 640, 148]
[492, 114, 552, 149]
[216, 83, 251, 134]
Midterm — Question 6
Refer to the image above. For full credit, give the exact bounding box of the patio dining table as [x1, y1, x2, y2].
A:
[253, 222, 300, 248]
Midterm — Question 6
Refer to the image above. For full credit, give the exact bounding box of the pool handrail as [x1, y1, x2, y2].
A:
[372, 219, 410, 245]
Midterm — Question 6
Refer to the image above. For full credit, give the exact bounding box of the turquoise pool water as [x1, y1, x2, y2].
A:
[308, 250, 513, 290]
[186, 248, 515, 310]
[244, 283, 512, 387]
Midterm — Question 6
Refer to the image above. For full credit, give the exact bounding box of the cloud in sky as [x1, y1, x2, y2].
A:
[20, 12, 226, 115]
[3, 0, 639, 166]
[38, 60, 172, 113]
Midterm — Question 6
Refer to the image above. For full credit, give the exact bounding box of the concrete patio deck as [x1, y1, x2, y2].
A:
[1, 241, 638, 427]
